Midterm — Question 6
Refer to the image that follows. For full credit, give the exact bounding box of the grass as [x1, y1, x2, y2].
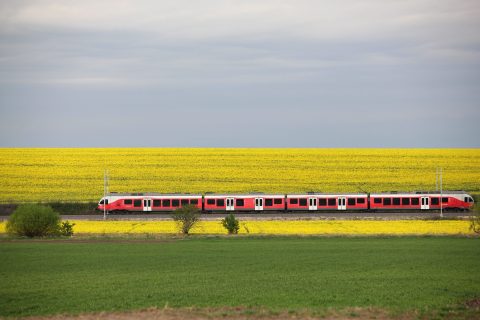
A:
[0, 237, 479, 317]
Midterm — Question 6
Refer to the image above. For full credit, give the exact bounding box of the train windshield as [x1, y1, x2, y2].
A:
[99, 198, 109, 205]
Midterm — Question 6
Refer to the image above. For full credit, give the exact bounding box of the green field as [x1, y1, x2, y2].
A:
[0, 237, 479, 318]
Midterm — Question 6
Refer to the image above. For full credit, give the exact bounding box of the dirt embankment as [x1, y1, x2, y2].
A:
[18, 302, 480, 320]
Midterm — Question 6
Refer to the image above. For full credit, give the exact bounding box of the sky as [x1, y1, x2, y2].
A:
[0, 0, 479, 147]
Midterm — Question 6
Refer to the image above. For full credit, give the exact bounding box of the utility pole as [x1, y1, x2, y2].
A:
[440, 167, 443, 218]
[435, 167, 438, 191]
[103, 169, 109, 220]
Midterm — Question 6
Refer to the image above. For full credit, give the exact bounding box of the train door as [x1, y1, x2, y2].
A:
[255, 198, 264, 211]
[143, 199, 152, 212]
[308, 198, 317, 211]
[338, 197, 346, 210]
[226, 198, 235, 211]
[421, 197, 429, 210]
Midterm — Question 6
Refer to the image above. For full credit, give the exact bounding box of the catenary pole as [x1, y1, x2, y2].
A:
[103, 169, 106, 220]
[440, 167, 443, 218]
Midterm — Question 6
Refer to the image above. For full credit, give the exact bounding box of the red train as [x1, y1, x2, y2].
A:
[97, 191, 474, 213]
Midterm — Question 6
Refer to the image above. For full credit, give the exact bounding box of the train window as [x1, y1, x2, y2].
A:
[172, 199, 180, 207]
[153, 200, 161, 207]
[442, 197, 448, 203]
[431, 198, 439, 205]
[402, 198, 410, 205]
[191, 199, 198, 205]
[348, 198, 356, 206]
[393, 198, 400, 205]
[216, 199, 225, 206]
[274, 198, 283, 205]
[411, 198, 419, 205]
[207, 199, 215, 205]
[318, 199, 327, 206]
[181, 199, 189, 206]
[124, 199, 132, 205]
[357, 198, 365, 204]
[465, 197, 471, 202]
[162, 199, 171, 207]
[236, 199, 244, 206]
[299, 198, 307, 206]
[265, 199, 273, 206]
[470, 197, 474, 202]
[134, 199, 142, 207]
[328, 198, 336, 206]
[383, 198, 391, 205]
[374, 198, 382, 204]
[290, 198, 298, 204]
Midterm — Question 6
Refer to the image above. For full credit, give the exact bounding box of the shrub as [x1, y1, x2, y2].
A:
[48, 202, 98, 214]
[222, 213, 239, 234]
[59, 221, 76, 236]
[7, 204, 60, 237]
[171, 204, 200, 235]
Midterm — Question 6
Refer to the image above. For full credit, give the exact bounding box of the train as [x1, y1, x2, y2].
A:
[97, 191, 474, 213]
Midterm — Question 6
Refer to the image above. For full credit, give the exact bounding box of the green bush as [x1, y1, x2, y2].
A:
[222, 213, 239, 234]
[7, 204, 60, 237]
[47, 202, 98, 214]
[171, 204, 200, 235]
[59, 221, 75, 236]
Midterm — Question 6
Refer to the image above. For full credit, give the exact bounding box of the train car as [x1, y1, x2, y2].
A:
[286, 193, 369, 211]
[369, 191, 474, 211]
[203, 193, 285, 212]
[97, 190, 474, 214]
[97, 192, 202, 212]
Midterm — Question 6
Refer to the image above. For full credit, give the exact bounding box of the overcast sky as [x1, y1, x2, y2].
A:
[0, 0, 479, 147]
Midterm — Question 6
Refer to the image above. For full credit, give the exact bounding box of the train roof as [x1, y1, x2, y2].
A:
[204, 193, 284, 197]
[371, 190, 468, 195]
[287, 193, 367, 196]
[105, 191, 470, 197]
[106, 192, 202, 197]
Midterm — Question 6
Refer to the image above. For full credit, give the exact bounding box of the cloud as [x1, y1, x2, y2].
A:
[2, 1, 479, 41]
[0, 0, 479, 147]
[0, 3, 477, 90]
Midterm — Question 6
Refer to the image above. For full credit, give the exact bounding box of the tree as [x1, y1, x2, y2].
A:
[222, 213, 240, 234]
[171, 204, 200, 235]
[7, 204, 60, 237]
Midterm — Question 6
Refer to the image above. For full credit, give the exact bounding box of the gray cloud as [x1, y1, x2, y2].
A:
[0, 0, 479, 147]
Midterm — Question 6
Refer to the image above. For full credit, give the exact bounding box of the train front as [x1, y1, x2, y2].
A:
[465, 194, 475, 210]
[97, 197, 109, 211]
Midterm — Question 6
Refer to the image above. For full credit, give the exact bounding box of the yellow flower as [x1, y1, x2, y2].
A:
[0, 220, 472, 235]
[0, 148, 478, 202]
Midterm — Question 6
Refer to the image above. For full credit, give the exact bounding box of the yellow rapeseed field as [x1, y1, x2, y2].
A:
[0, 220, 473, 235]
[0, 148, 479, 202]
